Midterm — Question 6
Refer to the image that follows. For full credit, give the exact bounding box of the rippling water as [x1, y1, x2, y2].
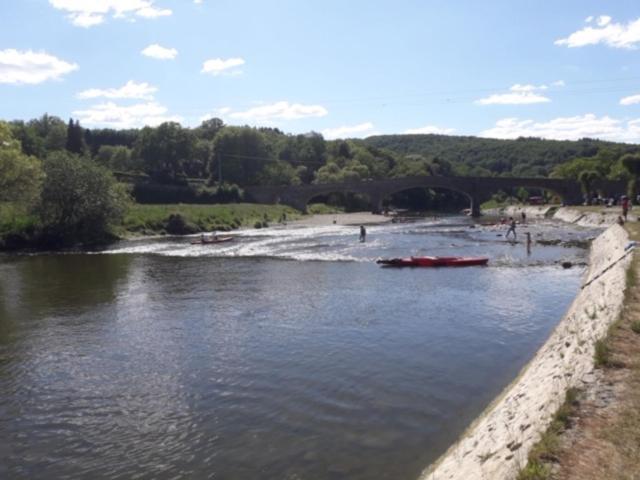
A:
[0, 216, 596, 479]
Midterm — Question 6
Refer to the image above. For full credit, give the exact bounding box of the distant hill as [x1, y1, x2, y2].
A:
[363, 134, 637, 177]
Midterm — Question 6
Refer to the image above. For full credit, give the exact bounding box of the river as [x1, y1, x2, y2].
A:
[0, 216, 597, 479]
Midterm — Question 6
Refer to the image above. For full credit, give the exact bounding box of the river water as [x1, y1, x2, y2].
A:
[0, 216, 597, 480]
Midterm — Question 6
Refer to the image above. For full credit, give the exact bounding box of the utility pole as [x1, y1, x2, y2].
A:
[217, 151, 222, 184]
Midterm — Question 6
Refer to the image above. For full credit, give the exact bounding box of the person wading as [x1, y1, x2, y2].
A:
[359, 225, 367, 243]
[506, 217, 517, 240]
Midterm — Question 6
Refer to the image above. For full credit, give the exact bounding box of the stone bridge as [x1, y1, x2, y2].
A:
[245, 176, 626, 217]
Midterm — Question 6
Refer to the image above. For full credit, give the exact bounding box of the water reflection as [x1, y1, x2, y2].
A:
[0, 219, 592, 479]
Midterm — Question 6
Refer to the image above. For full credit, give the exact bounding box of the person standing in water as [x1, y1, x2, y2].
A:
[622, 195, 630, 221]
[505, 217, 517, 240]
[359, 225, 367, 242]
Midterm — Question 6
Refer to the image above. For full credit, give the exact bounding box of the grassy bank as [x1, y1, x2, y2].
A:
[121, 203, 302, 236]
[0, 202, 303, 249]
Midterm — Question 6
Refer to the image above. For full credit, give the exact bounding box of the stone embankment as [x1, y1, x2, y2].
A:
[486, 205, 631, 227]
[421, 224, 632, 480]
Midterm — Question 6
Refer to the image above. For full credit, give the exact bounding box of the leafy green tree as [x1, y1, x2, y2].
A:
[258, 160, 301, 185]
[96, 145, 137, 172]
[38, 151, 130, 244]
[211, 127, 269, 185]
[389, 155, 433, 177]
[28, 114, 67, 152]
[578, 170, 600, 203]
[0, 121, 44, 205]
[313, 162, 343, 183]
[9, 120, 45, 158]
[194, 118, 224, 141]
[621, 153, 640, 199]
[133, 122, 196, 182]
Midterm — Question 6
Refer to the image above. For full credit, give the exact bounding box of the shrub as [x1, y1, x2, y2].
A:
[594, 339, 611, 368]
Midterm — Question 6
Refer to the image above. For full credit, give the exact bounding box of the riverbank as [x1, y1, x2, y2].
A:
[0, 203, 303, 250]
[121, 203, 301, 236]
[522, 222, 640, 479]
[485, 205, 635, 227]
[421, 224, 632, 480]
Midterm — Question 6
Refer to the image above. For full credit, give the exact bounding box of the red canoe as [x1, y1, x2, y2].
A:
[190, 236, 234, 245]
[376, 256, 489, 267]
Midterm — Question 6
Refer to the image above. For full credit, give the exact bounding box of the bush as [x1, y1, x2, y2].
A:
[165, 213, 197, 235]
[38, 151, 130, 245]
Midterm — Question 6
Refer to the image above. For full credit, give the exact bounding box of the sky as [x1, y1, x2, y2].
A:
[1, 0, 640, 142]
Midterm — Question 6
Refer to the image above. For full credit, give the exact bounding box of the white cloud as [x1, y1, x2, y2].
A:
[621, 94, 640, 106]
[555, 15, 640, 49]
[476, 84, 551, 105]
[201, 57, 245, 76]
[141, 44, 177, 60]
[49, 0, 171, 27]
[194, 0, 203, 3]
[322, 122, 376, 140]
[77, 80, 157, 100]
[551, 80, 566, 87]
[73, 101, 182, 128]
[480, 114, 640, 142]
[226, 101, 328, 121]
[0, 49, 78, 85]
[404, 125, 456, 135]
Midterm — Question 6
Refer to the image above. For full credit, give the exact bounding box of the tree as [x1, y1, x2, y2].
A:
[194, 118, 224, 141]
[65, 118, 87, 155]
[38, 151, 130, 244]
[28, 114, 67, 152]
[211, 127, 269, 185]
[621, 153, 640, 199]
[0, 121, 44, 205]
[133, 122, 196, 182]
[96, 145, 137, 172]
[578, 170, 600, 204]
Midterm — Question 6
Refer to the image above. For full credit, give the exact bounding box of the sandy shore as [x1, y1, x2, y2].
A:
[288, 212, 394, 227]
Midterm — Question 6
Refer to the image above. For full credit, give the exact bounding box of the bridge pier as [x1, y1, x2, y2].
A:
[369, 192, 384, 214]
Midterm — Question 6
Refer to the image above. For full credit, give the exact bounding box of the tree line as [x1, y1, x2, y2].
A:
[3, 114, 640, 248]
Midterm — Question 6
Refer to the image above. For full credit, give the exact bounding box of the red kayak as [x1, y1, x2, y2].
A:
[376, 256, 489, 267]
[190, 236, 234, 245]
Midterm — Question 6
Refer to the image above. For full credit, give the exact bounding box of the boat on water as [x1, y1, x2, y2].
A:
[376, 255, 489, 267]
[190, 236, 234, 245]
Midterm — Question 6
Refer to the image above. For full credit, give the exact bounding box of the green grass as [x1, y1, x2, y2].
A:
[516, 388, 580, 480]
[307, 203, 345, 215]
[121, 203, 302, 236]
[516, 460, 552, 480]
[594, 338, 612, 368]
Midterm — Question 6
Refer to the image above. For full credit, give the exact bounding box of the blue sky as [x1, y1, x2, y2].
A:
[1, 0, 640, 141]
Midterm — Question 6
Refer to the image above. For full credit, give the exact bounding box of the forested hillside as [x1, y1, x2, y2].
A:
[364, 134, 637, 178]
